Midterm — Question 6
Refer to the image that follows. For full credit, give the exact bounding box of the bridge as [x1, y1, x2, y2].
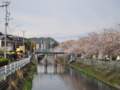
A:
[34, 49, 66, 63]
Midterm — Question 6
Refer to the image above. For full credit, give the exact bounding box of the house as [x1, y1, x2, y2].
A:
[0, 32, 28, 53]
[0, 35, 14, 51]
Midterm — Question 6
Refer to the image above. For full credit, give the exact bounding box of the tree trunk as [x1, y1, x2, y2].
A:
[110, 55, 112, 62]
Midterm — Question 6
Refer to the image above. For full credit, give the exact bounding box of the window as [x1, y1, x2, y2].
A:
[2, 42, 4, 47]
[7, 43, 12, 47]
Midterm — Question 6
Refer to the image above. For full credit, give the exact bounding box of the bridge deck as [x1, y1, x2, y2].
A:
[35, 52, 65, 54]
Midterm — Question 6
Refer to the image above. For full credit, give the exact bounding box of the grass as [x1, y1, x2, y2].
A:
[15, 78, 19, 82]
[67, 61, 120, 87]
[17, 70, 23, 80]
[6, 61, 37, 90]
[22, 74, 34, 90]
[6, 74, 11, 79]
[7, 79, 17, 90]
[109, 79, 114, 84]
[22, 61, 37, 90]
[58, 57, 120, 88]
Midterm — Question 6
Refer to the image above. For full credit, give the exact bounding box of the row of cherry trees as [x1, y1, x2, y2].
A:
[55, 24, 120, 60]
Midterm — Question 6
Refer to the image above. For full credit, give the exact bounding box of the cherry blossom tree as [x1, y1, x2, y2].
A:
[54, 24, 120, 61]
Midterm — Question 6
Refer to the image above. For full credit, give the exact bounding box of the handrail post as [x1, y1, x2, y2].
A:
[17, 61, 18, 70]
[14, 62, 15, 72]
[4, 65, 7, 80]
[10, 64, 11, 74]
[20, 61, 22, 68]
[21, 61, 22, 68]
[21, 61, 23, 67]
[22, 61, 23, 67]
[18, 61, 20, 69]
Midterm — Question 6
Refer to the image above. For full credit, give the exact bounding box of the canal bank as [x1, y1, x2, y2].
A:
[0, 61, 37, 90]
[57, 58, 120, 90]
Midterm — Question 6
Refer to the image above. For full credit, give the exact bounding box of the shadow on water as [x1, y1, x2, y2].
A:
[32, 57, 118, 90]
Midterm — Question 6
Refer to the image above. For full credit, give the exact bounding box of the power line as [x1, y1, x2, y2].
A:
[7, 24, 12, 34]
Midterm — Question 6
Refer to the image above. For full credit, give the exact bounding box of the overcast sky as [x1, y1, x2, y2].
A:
[0, 0, 120, 42]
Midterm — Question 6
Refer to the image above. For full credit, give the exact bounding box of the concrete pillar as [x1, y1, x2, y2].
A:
[30, 54, 35, 62]
[64, 55, 70, 63]
[54, 54, 57, 64]
[45, 54, 47, 63]
[55, 54, 57, 60]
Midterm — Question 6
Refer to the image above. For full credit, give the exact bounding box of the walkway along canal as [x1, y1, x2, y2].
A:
[31, 56, 117, 90]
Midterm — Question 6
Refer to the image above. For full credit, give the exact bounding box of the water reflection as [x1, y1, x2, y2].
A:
[54, 64, 57, 74]
[32, 58, 117, 90]
[44, 63, 47, 74]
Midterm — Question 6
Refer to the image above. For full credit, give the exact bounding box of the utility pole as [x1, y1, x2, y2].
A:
[50, 40, 52, 52]
[0, 1, 11, 59]
[16, 33, 19, 51]
[41, 39, 42, 52]
[15, 35, 18, 51]
[30, 41, 32, 54]
[22, 31, 25, 58]
[34, 39, 36, 53]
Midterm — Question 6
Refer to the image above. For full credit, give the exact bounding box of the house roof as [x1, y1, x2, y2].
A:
[0, 36, 5, 39]
[0, 32, 29, 44]
[0, 35, 14, 43]
[0, 32, 29, 40]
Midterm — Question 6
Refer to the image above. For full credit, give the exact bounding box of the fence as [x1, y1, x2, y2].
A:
[74, 57, 120, 71]
[0, 57, 30, 81]
[37, 49, 63, 53]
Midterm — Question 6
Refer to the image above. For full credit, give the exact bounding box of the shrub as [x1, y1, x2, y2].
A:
[0, 58, 9, 67]
[100, 58, 109, 61]
[112, 55, 117, 60]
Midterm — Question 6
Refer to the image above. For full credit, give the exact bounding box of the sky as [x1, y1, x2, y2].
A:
[0, 0, 120, 42]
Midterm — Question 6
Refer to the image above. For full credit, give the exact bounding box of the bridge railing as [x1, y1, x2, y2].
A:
[39, 49, 63, 52]
[0, 58, 30, 81]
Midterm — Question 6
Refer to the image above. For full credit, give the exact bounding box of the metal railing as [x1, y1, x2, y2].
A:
[39, 49, 63, 52]
[0, 57, 30, 81]
[74, 57, 120, 71]
[59, 56, 120, 71]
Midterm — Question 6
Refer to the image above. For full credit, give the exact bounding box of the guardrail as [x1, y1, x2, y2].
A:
[0, 57, 30, 81]
[74, 57, 120, 71]
[58, 55, 120, 71]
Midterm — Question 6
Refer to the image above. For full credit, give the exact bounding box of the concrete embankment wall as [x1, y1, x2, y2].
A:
[66, 61, 120, 89]
[30, 54, 38, 62]
[57, 55, 70, 63]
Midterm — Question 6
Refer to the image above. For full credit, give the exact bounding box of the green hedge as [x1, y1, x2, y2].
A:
[0, 58, 9, 67]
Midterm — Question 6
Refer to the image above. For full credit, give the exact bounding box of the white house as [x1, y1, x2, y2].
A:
[0, 35, 14, 51]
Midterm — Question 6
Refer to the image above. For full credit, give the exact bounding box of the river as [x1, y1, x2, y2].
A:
[31, 57, 117, 90]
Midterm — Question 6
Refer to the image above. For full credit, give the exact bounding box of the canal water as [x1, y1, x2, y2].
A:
[32, 57, 117, 90]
